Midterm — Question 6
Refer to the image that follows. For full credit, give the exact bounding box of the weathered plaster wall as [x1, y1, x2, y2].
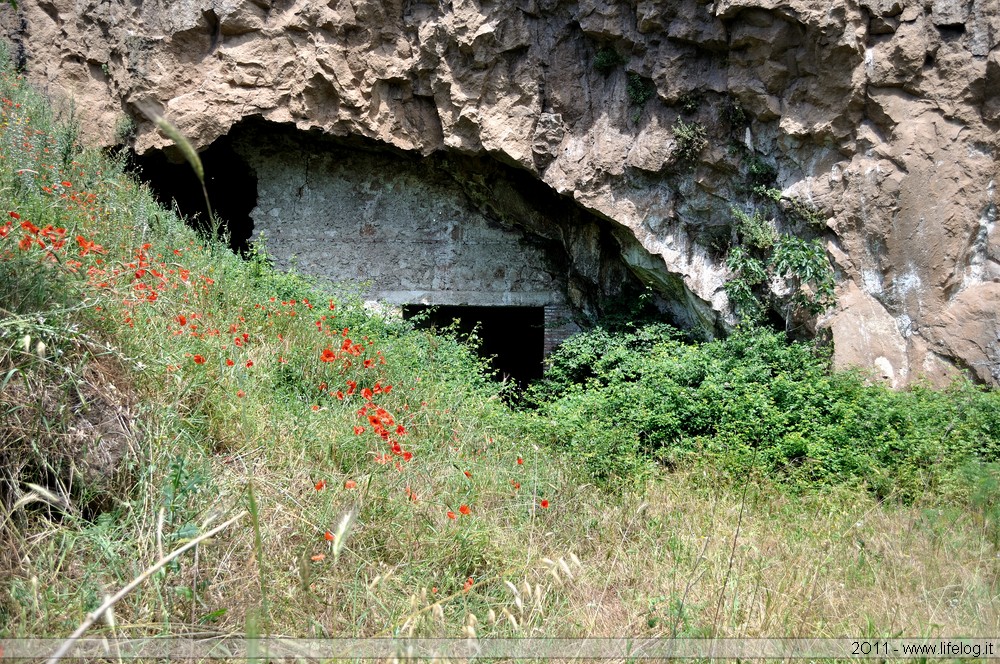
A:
[236, 129, 566, 308]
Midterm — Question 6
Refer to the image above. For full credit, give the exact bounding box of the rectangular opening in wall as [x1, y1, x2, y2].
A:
[402, 305, 545, 386]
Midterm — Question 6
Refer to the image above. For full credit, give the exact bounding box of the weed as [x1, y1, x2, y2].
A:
[594, 47, 626, 74]
[671, 119, 707, 165]
[627, 73, 655, 106]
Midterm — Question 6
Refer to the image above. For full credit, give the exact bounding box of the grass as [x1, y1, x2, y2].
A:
[0, 48, 996, 655]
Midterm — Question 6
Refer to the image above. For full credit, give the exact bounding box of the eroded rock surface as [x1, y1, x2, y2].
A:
[5, 0, 998, 384]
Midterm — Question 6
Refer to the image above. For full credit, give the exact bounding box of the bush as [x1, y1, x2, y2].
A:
[594, 47, 626, 74]
[626, 73, 655, 106]
[528, 324, 1000, 500]
[671, 119, 708, 165]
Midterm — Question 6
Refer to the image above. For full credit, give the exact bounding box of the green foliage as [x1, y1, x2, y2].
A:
[594, 47, 626, 74]
[722, 96, 750, 128]
[626, 73, 655, 106]
[745, 156, 777, 189]
[731, 206, 776, 250]
[114, 114, 137, 145]
[529, 324, 1000, 501]
[785, 196, 828, 228]
[678, 91, 701, 115]
[671, 119, 707, 164]
[771, 235, 836, 314]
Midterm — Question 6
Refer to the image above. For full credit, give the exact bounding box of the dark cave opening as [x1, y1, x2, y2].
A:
[403, 305, 546, 387]
[127, 135, 258, 253]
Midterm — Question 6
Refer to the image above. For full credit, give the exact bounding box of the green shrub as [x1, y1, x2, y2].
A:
[594, 47, 626, 74]
[671, 119, 707, 164]
[529, 324, 1000, 500]
[626, 73, 655, 106]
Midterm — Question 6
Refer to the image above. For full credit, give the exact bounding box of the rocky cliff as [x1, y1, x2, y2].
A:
[5, 0, 999, 385]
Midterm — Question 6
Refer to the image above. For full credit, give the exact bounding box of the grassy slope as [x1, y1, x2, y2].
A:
[0, 59, 997, 647]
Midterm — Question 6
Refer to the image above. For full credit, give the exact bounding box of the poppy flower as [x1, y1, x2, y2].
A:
[344, 480, 357, 489]
[447, 511, 456, 520]
[463, 577, 474, 593]
[226, 358, 234, 366]
[324, 531, 334, 541]
[320, 348, 336, 362]
[402, 451, 413, 461]
[540, 499, 550, 509]
[459, 504, 471, 515]
[335, 391, 345, 400]
[237, 390, 245, 398]
[311, 405, 320, 411]
[353, 426, 365, 435]
[175, 314, 187, 326]
[9, 211, 20, 219]
[517, 457, 524, 465]
[511, 481, 520, 489]
[311, 554, 326, 562]
[315, 480, 326, 490]
[363, 358, 375, 368]
[245, 360, 253, 368]
[192, 354, 206, 365]
[464, 470, 472, 478]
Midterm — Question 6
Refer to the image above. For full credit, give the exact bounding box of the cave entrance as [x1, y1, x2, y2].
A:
[128, 135, 257, 253]
[403, 305, 546, 387]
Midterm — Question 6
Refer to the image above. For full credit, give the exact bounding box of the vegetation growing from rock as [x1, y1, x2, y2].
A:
[593, 46, 626, 74]
[1, 50, 997, 648]
[670, 119, 708, 165]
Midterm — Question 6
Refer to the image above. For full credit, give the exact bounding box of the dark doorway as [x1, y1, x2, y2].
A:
[403, 305, 545, 387]
[127, 135, 258, 253]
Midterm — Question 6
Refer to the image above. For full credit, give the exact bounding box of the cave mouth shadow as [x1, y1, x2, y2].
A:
[126, 134, 257, 254]
[403, 305, 546, 388]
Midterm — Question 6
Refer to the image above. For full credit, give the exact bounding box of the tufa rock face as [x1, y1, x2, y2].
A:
[5, 0, 999, 384]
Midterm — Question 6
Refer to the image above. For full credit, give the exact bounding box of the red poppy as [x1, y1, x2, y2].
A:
[61, 180, 72, 187]
[344, 480, 357, 489]
[463, 577, 474, 593]
[361, 387, 373, 401]
[459, 504, 471, 516]
[225, 358, 234, 366]
[315, 480, 326, 490]
[245, 360, 253, 368]
[402, 451, 413, 461]
[237, 390, 245, 398]
[311, 553, 326, 561]
[324, 531, 334, 541]
[9, 211, 20, 219]
[311, 404, 320, 411]
[192, 354, 206, 365]
[320, 348, 336, 362]
[335, 391, 345, 400]
[363, 358, 375, 368]
[517, 457, 524, 465]
[511, 481, 520, 489]
[540, 499, 550, 509]
[447, 511, 456, 520]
